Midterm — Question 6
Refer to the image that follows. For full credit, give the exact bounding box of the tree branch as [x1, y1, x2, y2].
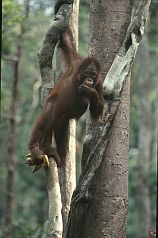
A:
[46, 159, 63, 238]
[103, 0, 151, 97]
[36, 1, 74, 237]
[2, 54, 19, 62]
[38, 2, 74, 104]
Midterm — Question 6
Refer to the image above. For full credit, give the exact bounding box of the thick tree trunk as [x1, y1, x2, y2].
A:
[5, 1, 29, 238]
[82, 1, 131, 237]
[138, 35, 151, 238]
[65, 1, 150, 237]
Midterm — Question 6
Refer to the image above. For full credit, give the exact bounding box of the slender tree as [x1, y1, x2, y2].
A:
[5, 1, 30, 237]
[35, 1, 75, 237]
[57, 1, 79, 235]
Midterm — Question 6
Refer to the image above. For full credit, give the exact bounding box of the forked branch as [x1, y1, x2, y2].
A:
[37, 1, 74, 237]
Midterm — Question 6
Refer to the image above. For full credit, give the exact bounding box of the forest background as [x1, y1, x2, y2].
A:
[1, 0, 157, 237]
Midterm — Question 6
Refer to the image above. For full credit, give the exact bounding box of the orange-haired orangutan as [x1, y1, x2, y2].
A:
[26, 28, 104, 171]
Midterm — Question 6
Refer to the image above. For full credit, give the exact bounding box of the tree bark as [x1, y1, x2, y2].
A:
[57, 1, 79, 236]
[46, 159, 63, 238]
[36, 1, 74, 236]
[54, 0, 79, 233]
[58, 120, 77, 237]
[65, 1, 151, 238]
[83, 2, 131, 237]
[5, 1, 29, 238]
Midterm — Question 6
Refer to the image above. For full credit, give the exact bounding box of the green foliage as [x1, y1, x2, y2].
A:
[128, 2, 157, 236]
[127, 150, 157, 238]
[1, 1, 52, 236]
[149, 159, 157, 226]
[2, 0, 23, 54]
[127, 150, 140, 238]
[148, 2, 158, 53]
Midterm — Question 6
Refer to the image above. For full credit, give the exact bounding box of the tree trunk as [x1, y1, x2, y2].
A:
[138, 34, 151, 238]
[58, 1, 79, 235]
[46, 159, 63, 238]
[5, 1, 30, 237]
[5, 55, 20, 238]
[58, 120, 77, 237]
[65, 1, 151, 237]
[36, 1, 75, 236]
[82, 1, 131, 237]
